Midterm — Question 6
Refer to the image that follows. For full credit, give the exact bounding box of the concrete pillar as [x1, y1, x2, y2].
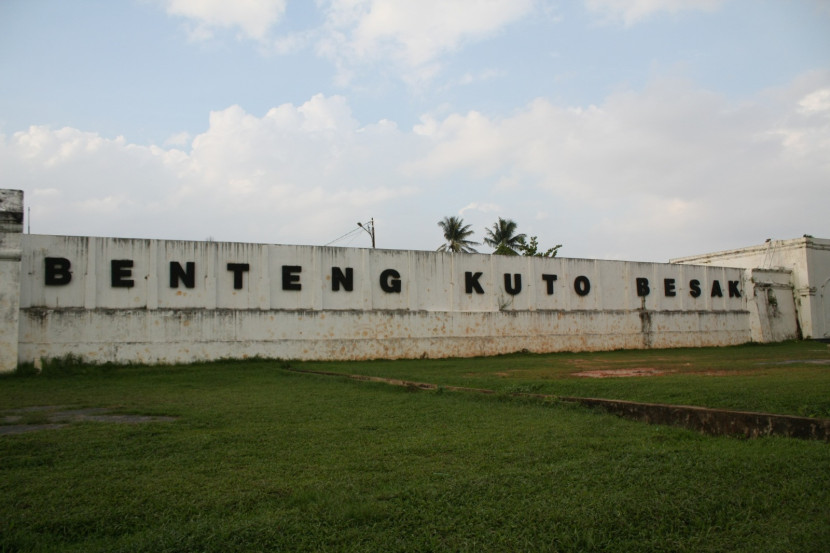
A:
[746, 268, 799, 343]
[0, 189, 24, 372]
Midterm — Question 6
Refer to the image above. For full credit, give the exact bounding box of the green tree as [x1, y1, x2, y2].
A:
[437, 216, 479, 253]
[484, 217, 526, 255]
[516, 236, 561, 258]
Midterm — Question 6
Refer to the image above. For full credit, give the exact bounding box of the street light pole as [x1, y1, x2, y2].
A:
[357, 218, 375, 248]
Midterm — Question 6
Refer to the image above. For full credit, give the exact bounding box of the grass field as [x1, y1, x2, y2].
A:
[299, 340, 830, 418]
[1, 342, 829, 552]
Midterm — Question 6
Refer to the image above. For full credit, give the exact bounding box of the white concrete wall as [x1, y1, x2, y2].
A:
[13, 234, 759, 365]
[744, 269, 800, 343]
[0, 190, 23, 372]
[672, 238, 830, 338]
[806, 243, 830, 339]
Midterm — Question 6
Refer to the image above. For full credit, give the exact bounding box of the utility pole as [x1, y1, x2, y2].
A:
[357, 218, 375, 248]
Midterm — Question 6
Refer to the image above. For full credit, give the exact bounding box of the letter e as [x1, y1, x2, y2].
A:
[111, 259, 134, 288]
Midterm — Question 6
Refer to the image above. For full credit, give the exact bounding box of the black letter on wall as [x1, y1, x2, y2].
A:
[689, 279, 702, 298]
[711, 280, 723, 298]
[636, 277, 650, 297]
[331, 267, 353, 292]
[45, 257, 72, 286]
[728, 280, 741, 298]
[380, 269, 402, 293]
[227, 263, 250, 290]
[170, 261, 195, 289]
[465, 271, 485, 294]
[504, 274, 522, 296]
[664, 278, 676, 297]
[541, 274, 558, 295]
[282, 265, 302, 291]
[111, 259, 134, 288]
[574, 276, 591, 297]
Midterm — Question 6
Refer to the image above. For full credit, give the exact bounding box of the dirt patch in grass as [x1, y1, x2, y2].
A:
[758, 359, 830, 365]
[0, 423, 69, 435]
[571, 367, 677, 378]
[0, 406, 176, 435]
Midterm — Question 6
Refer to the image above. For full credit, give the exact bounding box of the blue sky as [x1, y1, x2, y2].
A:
[2, 0, 829, 261]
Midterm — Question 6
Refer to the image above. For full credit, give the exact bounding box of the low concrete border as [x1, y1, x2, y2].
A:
[562, 397, 830, 441]
[286, 367, 830, 441]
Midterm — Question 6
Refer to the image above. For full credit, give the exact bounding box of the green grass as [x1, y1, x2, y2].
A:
[300, 341, 830, 417]
[1, 343, 829, 552]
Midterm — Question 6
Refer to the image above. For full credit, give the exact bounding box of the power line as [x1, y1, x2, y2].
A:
[325, 218, 376, 248]
[324, 226, 363, 246]
[357, 218, 375, 248]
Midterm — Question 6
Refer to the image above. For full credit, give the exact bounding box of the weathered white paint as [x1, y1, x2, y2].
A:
[15, 233, 756, 366]
[743, 268, 799, 343]
[672, 238, 830, 338]
[18, 235, 751, 313]
[0, 189, 811, 370]
[0, 190, 23, 371]
[18, 309, 755, 365]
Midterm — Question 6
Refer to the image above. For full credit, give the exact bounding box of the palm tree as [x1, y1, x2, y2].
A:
[437, 216, 479, 253]
[484, 217, 526, 255]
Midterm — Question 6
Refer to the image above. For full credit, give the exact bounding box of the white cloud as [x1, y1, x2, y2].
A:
[165, 0, 287, 41]
[2, 73, 828, 260]
[1, 96, 419, 245]
[317, 0, 537, 84]
[409, 111, 507, 177]
[798, 88, 830, 115]
[164, 131, 192, 147]
[459, 202, 501, 216]
[404, 73, 830, 259]
[439, 68, 505, 91]
[585, 0, 725, 26]
[271, 30, 313, 54]
[160, 1, 538, 86]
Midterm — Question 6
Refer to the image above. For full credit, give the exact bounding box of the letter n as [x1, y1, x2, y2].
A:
[170, 262, 195, 288]
[332, 267, 353, 292]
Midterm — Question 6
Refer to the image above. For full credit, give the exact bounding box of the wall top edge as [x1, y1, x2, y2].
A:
[748, 267, 793, 274]
[670, 237, 830, 264]
[22, 232, 753, 271]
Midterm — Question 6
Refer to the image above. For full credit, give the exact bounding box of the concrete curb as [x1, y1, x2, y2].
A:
[557, 396, 830, 441]
[285, 367, 830, 441]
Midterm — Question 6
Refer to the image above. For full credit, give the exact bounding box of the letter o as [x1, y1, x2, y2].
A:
[574, 275, 591, 296]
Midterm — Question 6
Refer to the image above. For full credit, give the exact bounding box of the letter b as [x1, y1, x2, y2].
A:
[45, 257, 72, 286]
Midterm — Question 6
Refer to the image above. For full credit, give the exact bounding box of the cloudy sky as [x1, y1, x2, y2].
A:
[1, 0, 828, 261]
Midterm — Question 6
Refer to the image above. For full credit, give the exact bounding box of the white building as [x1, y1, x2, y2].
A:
[672, 237, 830, 340]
